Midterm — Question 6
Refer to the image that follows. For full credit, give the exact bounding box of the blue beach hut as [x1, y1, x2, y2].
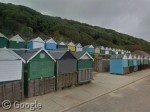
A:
[83, 45, 94, 55]
[110, 54, 128, 75]
[45, 38, 57, 50]
[27, 37, 45, 49]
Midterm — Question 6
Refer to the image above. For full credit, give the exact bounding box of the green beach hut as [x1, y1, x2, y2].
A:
[19, 48, 56, 97]
[73, 52, 94, 84]
[0, 33, 8, 48]
[9, 34, 26, 48]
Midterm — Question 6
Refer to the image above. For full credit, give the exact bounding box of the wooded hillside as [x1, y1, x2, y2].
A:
[0, 3, 150, 53]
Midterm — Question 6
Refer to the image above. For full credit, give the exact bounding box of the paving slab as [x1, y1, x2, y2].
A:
[0, 69, 150, 112]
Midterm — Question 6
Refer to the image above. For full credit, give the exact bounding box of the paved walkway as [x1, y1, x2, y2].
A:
[0, 69, 150, 112]
[67, 71, 150, 112]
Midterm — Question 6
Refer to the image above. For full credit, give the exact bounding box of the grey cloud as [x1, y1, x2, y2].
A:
[0, 0, 150, 42]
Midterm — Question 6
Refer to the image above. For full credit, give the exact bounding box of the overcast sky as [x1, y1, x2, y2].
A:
[1, 0, 150, 42]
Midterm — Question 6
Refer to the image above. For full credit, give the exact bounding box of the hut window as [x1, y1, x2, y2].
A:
[40, 53, 45, 59]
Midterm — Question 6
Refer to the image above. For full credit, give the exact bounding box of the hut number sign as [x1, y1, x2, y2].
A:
[40, 53, 45, 59]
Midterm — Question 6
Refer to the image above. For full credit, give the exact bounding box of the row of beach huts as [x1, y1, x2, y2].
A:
[0, 33, 131, 55]
[0, 33, 150, 107]
[0, 47, 94, 106]
[110, 53, 150, 75]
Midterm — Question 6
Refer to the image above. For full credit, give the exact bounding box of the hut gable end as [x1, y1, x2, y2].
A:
[61, 51, 76, 60]
[31, 50, 54, 61]
[10, 34, 25, 42]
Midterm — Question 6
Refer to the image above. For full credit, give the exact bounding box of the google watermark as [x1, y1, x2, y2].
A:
[2, 100, 42, 111]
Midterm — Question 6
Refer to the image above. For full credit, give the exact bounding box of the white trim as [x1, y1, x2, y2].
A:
[59, 42, 66, 45]
[0, 33, 8, 39]
[89, 45, 94, 48]
[80, 52, 94, 61]
[105, 47, 109, 50]
[27, 48, 56, 63]
[68, 42, 75, 46]
[46, 38, 57, 44]
[95, 47, 100, 50]
[132, 55, 137, 59]
[30, 37, 45, 43]
[10, 34, 25, 42]
[76, 43, 82, 48]
[128, 54, 132, 59]
[109, 48, 112, 50]
[123, 54, 128, 59]
[101, 46, 105, 50]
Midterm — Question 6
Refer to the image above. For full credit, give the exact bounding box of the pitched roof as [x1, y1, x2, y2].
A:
[30, 37, 44, 43]
[48, 51, 66, 60]
[68, 42, 75, 46]
[105, 47, 109, 50]
[59, 42, 66, 45]
[127, 54, 132, 59]
[46, 38, 57, 44]
[72, 51, 94, 60]
[10, 34, 25, 42]
[76, 43, 82, 47]
[84, 45, 94, 48]
[132, 55, 137, 59]
[110, 54, 128, 59]
[13, 49, 27, 56]
[18, 48, 55, 63]
[48, 51, 76, 60]
[0, 33, 8, 39]
[109, 48, 112, 50]
[0, 48, 25, 63]
[100, 46, 105, 50]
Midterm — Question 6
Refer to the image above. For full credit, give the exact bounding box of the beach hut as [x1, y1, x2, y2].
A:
[132, 55, 138, 71]
[105, 47, 109, 55]
[140, 56, 144, 65]
[73, 52, 94, 84]
[138, 56, 144, 70]
[144, 56, 149, 69]
[137, 55, 141, 65]
[126, 51, 131, 55]
[0, 48, 25, 104]
[100, 46, 105, 54]
[49, 51, 77, 89]
[83, 45, 94, 55]
[95, 47, 100, 54]
[128, 54, 134, 73]
[9, 34, 26, 48]
[118, 49, 121, 54]
[0, 33, 8, 48]
[148, 56, 150, 64]
[108, 48, 112, 55]
[121, 50, 125, 54]
[110, 54, 129, 75]
[27, 37, 45, 49]
[19, 48, 56, 97]
[112, 48, 116, 55]
[45, 38, 57, 50]
[67, 42, 76, 52]
[57, 42, 67, 49]
[148, 57, 150, 68]
[144, 56, 148, 65]
[115, 49, 119, 55]
[76, 43, 83, 52]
